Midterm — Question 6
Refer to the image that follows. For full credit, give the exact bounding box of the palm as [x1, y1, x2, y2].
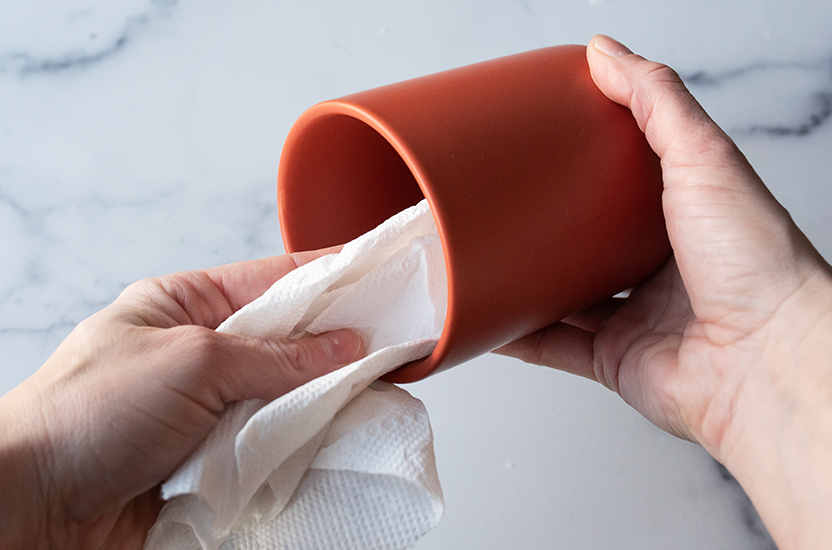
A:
[594, 256, 747, 453]
[68, 492, 164, 550]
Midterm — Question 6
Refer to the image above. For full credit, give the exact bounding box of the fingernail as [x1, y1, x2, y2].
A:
[318, 329, 362, 364]
[593, 35, 633, 58]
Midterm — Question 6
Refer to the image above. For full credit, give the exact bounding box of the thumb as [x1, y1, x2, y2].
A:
[586, 34, 765, 196]
[586, 35, 810, 330]
[199, 328, 364, 403]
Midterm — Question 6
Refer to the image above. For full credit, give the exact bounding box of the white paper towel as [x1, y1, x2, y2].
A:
[145, 199, 447, 550]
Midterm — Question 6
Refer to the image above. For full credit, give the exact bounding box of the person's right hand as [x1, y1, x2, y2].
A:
[498, 35, 832, 550]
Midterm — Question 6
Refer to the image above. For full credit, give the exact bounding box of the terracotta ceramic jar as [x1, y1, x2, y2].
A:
[277, 45, 670, 383]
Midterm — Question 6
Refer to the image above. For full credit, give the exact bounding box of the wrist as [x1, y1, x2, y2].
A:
[0, 382, 55, 549]
[720, 267, 832, 550]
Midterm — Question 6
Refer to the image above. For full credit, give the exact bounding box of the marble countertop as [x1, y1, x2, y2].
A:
[2, 1, 831, 548]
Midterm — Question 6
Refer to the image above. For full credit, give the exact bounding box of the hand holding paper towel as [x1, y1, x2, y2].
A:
[146, 200, 447, 549]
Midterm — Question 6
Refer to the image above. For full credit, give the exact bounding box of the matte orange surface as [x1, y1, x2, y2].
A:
[278, 45, 670, 383]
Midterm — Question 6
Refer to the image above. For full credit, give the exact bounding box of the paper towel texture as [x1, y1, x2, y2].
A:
[145, 200, 446, 550]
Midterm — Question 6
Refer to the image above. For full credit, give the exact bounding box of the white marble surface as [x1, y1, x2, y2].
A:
[2, 1, 831, 548]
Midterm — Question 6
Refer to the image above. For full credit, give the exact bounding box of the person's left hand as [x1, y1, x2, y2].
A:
[0, 249, 363, 550]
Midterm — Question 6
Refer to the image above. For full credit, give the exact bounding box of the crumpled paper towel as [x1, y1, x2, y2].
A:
[145, 199, 447, 550]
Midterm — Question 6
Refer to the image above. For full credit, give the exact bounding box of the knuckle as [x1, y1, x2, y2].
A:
[121, 276, 166, 300]
[175, 325, 225, 363]
[267, 339, 316, 376]
[640, 60, 683, 86]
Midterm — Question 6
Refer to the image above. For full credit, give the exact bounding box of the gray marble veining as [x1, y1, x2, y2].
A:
[684, 54, 832, 136]
[2, 1, 831, 548]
